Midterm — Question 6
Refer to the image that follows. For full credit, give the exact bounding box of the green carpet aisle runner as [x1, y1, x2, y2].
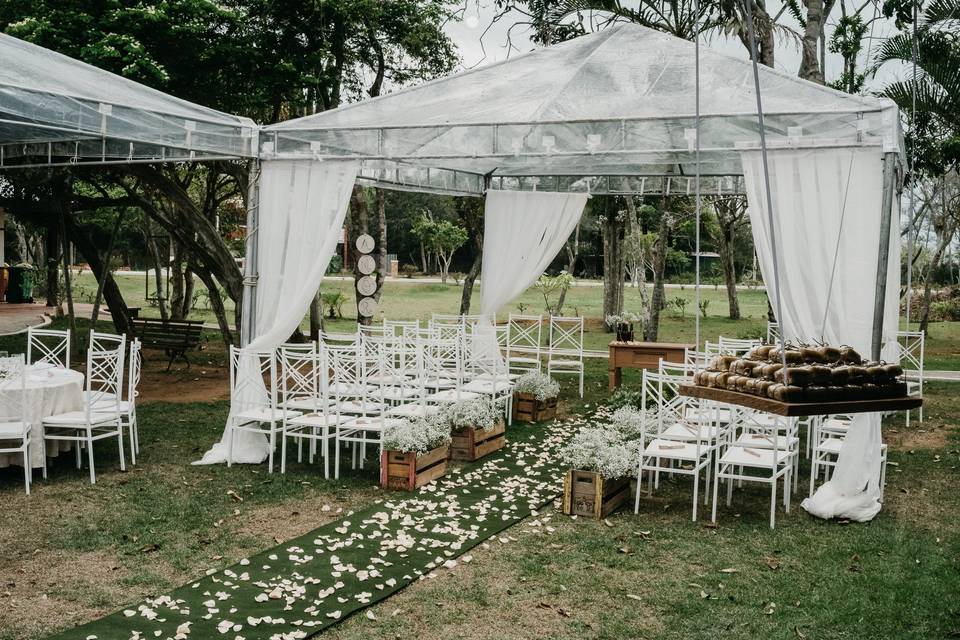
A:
[53, 418, 583, 640]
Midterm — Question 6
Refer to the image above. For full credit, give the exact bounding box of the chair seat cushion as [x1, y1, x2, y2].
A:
[43, 410, 118, 426]
[286, 412, 345, 429]
[234, 407, 301, 423]
[507, 355, 540, 364]
[282, 397, 332, 412]
[340, 416, 404, 433]
[462, 379, 512, 394]
[719, 445, 790, 468]
[387, 403, 440, 418]
[641, 438, 707, 461]
[661, 422, 723, 442]
[547, 359, 582, 368]
[330, 399, 384, 415]
[91, 400, 133, 413]
[0, 421, 28, 438]
[424, 389, 481, 403]
[735, 433, 799, 451]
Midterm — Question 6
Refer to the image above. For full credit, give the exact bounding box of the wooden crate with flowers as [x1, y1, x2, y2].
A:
[444, 398, 506, 462]
[380, 416, 451, 491]
[560, 407, 645, 519]
[512, 372, 560, 423]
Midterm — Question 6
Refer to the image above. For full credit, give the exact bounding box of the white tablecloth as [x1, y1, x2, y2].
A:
[0, 363, 84, 469]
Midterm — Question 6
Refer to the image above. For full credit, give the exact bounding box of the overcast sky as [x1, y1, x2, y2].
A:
[443, 1, 909, 93]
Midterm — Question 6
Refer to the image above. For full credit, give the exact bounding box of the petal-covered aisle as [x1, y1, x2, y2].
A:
[52, 419, 581, 640]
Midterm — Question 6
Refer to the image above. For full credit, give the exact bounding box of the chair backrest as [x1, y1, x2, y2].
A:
[717, 336, 761, 355]
[384, 318, 419, 337]
[27, 327, 70, 369]
[640, 368, 694, 440]
[89, 330, 125, 353]
[279, 345, 325, 413]
[127, 339, 142, 402]
[548, 316, 584, 358]
[0, 355, 26, 423]
[658, 358, 691, 377]
[320, 330, 360, 346]
[767, 321, 780, 344]
[895, 330, 924, 373]
[229, 346, 277, 416]
[507, 314, 542, 355]
[87, 340, 126, 420]
[326, 343, 363, 395]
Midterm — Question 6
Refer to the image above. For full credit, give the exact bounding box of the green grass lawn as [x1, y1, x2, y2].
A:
[0, 313, 957, 639]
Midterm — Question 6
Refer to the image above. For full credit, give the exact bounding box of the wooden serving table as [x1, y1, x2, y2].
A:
[679, 384, 923, 417]
[608, 341, 694, 391]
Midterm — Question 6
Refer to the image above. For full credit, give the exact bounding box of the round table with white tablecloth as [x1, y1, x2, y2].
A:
[0, 362, 84, 469]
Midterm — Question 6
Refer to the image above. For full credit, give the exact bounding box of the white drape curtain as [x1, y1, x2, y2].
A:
[479, 190, 588, 315]
[195, 159, 359, 465]
[740, 146, 900, 521]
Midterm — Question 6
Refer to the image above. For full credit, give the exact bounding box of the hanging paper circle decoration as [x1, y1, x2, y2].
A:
[355, 234, 375, 254]
[358, 297, 378, 317]
[357, 254, 377, 275]
[357, 275, 377, 296]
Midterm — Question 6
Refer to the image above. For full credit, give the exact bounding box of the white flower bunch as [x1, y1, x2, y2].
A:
[609, 406, 650, 441]
[383, 416, 452, 454]
[443, 398, 499, 432]
[514, 372, 560, 401]
[559, 427, 637, 479]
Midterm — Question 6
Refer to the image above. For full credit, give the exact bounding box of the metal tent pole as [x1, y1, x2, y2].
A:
[241, 158, 261, 347]
[871, 152, 898, 360]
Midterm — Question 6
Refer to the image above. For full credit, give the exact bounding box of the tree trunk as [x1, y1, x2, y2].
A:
[460, 250, 482, 315]
[44, 220, 60, 310]
[799, 0, 825, 83]
[309, 290, 322, 341]
[919, 219, 958, 333]
[349, 186, 372, 325]
[375, 189, 387, 301]
[718, 227, 741, 320]
[644, 193, 672, 342]
[141, 219, 169, 321]
[601, 204, 625, 325]
[556, 220, 581, 315]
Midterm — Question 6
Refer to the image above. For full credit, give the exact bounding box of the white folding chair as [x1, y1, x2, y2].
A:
[634, 369, 716, 521]
[462, 324, 514, 423]
[27, 327, 70, 369]
[896, 330, 924, 425]
[43, 340, 126, 484]
[711, 403, 793, 529]
[226, 346, 300, 473]
[91, 339, 143, 465]
[717, 336, 761, 356]
[280, 345, 341, 478]
[547, 315, 584, 397]
[0, 355, 33, 494]
[506, 314, 542, 374]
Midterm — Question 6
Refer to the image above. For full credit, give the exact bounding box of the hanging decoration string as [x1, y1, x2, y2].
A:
[741, 0, 790, 383]
[693, 0, 703, 371]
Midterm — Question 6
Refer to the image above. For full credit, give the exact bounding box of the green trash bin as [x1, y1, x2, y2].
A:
[7, 264, 35, 303]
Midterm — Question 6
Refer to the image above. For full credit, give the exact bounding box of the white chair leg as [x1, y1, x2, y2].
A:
[23, 442, 31, 496]
[334, 432, 341, 480]
[75, 439, 82, 469]
[227, 424, 235, 468]
[268, 428, 276, 474]
[118, 424, 126, 472]
[323, 430, 330, 480]
[87, 434, 96, 484]
[41, 435, 48, 480]
[281, 429, 288, 475]
[125, 418, 136, 466]
[711, 462, 720, 523]
[769, 481, 776, 529]
[692, 471, 700, 522]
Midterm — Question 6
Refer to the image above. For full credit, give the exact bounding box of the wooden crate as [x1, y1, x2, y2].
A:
[380, 445, 449, 491]
[450, 419, 506, 461]
[512, 392, 558, 422]
[562, 470, 631, 519]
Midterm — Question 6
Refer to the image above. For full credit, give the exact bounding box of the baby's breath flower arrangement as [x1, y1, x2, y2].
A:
[443, 398, 500, 432]
[609, 406, 650, 441]
[559, 428, 637, 479]
[514, 372, 560, 402]
[382, 415, 451, 454]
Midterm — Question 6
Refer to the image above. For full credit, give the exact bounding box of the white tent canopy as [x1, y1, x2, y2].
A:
[0, 33, 256, 168]
[261, 23, 901, 196]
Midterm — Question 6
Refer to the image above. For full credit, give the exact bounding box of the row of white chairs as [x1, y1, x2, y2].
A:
[226, 316, 543, 476]
[3, 328, 142, 492]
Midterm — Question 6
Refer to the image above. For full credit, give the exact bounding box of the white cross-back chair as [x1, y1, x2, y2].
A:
[711, 404, 793, 529]
[767, 321, 780, 344]
[896, 330, 924, 425]
[91, 339, 143, 465]
[634, 369, 718, 520]
[226, 346, 301, 473]
[423, 332, 479, 405]
[547, 315, 584, 397]
[0, 355, 33, 493]
[717, 336, 761, 356]
[43, 339, 126, 484]
[462, 324, 513, 422]
[506, 314, 542, 374]
[280, 345, 341, 478]
[27, 327, 70, 369]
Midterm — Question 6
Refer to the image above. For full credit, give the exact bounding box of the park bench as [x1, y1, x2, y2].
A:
[131, 318, 205, 371]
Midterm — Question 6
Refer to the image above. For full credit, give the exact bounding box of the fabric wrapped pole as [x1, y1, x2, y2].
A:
[196, 159, 359, 465]
[740, 146, 900, 521]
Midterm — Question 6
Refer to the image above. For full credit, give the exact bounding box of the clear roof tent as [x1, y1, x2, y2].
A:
[262, 23, 902, 196]
[0, 33, 256, 168]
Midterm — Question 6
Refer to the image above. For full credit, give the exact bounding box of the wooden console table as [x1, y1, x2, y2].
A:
[608, 341, 694, 391]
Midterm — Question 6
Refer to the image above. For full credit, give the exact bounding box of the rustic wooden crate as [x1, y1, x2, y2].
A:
[562, 470, 631, 520]
[380, 444, 449, 491]
[512, 392, 558, 422]
[450, 419, 506, 461]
